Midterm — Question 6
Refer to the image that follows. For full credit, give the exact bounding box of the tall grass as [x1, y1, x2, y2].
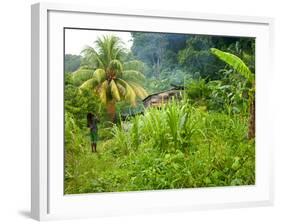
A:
[110, 101, 199, 154]
[64, 101, 255, 194]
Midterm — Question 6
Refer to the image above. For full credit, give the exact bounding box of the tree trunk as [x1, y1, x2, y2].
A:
[248, 97, 255, 139]
[107, 100, 116, 122]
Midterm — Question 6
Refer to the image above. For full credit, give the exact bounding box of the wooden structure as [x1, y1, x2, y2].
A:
[142, 85, 184, 108]
[119, 85, 184, 120]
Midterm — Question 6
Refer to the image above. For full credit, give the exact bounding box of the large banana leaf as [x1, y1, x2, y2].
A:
[211, 48, 254, 84]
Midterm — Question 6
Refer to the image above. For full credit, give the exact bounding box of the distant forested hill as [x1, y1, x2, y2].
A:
[65, 54, 81, 73]
[131, 32, 255, 81]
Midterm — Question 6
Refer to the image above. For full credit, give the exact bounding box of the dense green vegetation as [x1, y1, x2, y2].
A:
[64, 32, 255, 194]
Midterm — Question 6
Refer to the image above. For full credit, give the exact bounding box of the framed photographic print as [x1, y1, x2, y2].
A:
[31, 2, 274, 221]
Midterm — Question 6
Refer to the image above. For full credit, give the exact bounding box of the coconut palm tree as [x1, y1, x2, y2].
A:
[73, 35, 148, 120]
[211, 48, 255, 139]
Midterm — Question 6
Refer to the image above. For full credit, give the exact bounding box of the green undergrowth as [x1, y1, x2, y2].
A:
[64, 101, 255, 194]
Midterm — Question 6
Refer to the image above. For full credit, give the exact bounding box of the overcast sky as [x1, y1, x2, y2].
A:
[65, 29, 133, 55]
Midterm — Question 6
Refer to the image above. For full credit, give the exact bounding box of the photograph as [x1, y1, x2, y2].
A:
[63, 28, 255, 194]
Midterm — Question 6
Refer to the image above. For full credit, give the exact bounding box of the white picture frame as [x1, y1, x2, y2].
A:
[31, 2, 274, 221]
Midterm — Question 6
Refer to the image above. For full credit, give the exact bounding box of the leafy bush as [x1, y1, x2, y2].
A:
[185, 78, 212, 106]
[65, 73, 107, 128]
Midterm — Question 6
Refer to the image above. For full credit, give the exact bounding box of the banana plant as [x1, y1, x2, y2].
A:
[211, 48, 255, 139]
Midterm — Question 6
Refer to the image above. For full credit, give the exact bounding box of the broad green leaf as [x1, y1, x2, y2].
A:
[210, 48, 254, 83]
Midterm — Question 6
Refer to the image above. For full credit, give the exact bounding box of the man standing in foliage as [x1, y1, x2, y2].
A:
[87, 113, 99, 153]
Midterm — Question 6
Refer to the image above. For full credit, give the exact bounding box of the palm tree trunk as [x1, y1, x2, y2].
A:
[107, 100, 116, 122]
[248, 97, 255, 139]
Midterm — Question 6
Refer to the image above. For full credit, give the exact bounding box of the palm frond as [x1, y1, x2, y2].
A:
[122, 70, 145, 83]
[115, 81, 126, 97]
[98, 80, 108, 104]
[107, 35, 124, 59]
[95, 35, 125, 66]
[127, 81, 148, 99]
[81, 46, 105, 68]
[79, 68, 106, 90]
[116, 78, 136, 106]
[108, 59, 123, 75]
[71, 67, 94, 86]
[92, 68, 106, 84]
[79, 78, 95, 89]
[112, 47, 125, 59]
[78, 35, 148, 108]
[110, 80, 121, 101]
